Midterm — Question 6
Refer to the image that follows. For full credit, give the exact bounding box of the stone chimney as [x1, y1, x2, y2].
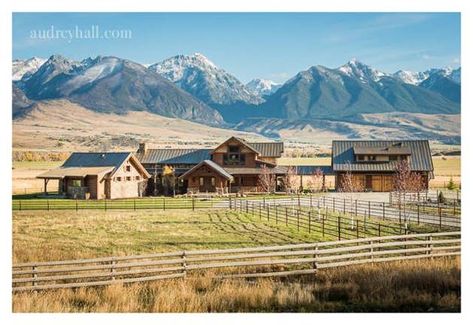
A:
[138, 142, 148, 154]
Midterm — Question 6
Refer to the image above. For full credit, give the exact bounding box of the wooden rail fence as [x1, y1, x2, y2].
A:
[12, 231, 460, 292]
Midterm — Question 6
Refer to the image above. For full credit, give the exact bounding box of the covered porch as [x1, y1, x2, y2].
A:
[37, 166, 114, 199]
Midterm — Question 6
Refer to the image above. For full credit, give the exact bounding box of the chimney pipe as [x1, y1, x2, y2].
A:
[139, 143, 147, 154]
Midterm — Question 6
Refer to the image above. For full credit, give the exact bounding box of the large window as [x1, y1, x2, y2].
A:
[223, 150, 246, 165]
[71, 179, 81, 187]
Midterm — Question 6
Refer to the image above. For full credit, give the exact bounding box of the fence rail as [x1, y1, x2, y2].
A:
[231, 195, 461, 229]
[12, 231, 460, 292]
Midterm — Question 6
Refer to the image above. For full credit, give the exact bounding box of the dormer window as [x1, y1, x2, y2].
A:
[229, 145, 239, 153]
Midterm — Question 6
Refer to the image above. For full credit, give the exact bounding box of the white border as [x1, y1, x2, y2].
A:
[1, 1, 470, 324]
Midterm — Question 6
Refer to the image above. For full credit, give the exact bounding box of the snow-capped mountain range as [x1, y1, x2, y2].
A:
[148, 53, 263, 106]
[246, 79, 282, 97]
[12, 57, 47, 81]
[12, 53, 461, 144]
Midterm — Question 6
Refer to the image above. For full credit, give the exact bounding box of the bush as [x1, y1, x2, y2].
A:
[447, 178, 457, 190]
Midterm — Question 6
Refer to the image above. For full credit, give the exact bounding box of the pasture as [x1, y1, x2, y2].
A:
[12, 257, 460, 312]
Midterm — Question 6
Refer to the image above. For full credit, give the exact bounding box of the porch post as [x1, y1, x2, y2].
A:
[322, 174, 326, 192]
[44, 179, 49, 195]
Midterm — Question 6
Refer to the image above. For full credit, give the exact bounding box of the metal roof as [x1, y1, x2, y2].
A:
[37, 166, 115, 179]
[62, 152, 131, 168]
[180, 160, 234, 181]
[353, 146, 412, 155]
[248, 142, 284, 157]
[332, 140, 433, 172]
[136, 149, 212, 164]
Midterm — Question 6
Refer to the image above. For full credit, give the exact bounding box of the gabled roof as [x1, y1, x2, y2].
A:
[248, 142, 284, 157]
[136, 149, 211, 164]
[180, 160, 234, 181]
[38, 152, 150, 179]
[62, 152, 131, 168]
[332, 140, 433, 172]
[212, 136, 284, 158]
[353, 146, 412, 156]
[212, 136, 261, 155]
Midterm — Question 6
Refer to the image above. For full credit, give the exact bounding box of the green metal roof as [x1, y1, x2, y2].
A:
[332, 140, 434, 172]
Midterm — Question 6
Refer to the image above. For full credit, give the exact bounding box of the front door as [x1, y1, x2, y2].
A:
[199, 176, 215, 192]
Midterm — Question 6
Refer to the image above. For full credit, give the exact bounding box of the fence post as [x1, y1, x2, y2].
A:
[267, 205, 270, 221]
[285, 207, 288, 226]
[439, 206, 442, 230]
[355, 200, 358, 216]
[378, 223, 381, 237]
[332, 197, 335, 212]
[133, 199, 136, 211]
[322, 215, 325, 237]
[343, 199, 346, 214]
[182, 251, 187, 277]
[246, 200, 249, 213]
[111, 258, 116, 281]
[310, 194, 313, 208]
[229, 197, 232, 210]
[428, 235, 433, 259]
[313, 243, 319, 273]
[263, 197, 266, 206]
[76, 199, 79, 212]
[298, 193, 301, 208]
[368, 201, 371, 218]
[297, 210, 300, 231]
[32, 265, 37, 287]
[382, 202, 385, 220]
[259, 203, 262, 220]
[337, 215, 341, 240]
[275, 205, 278, 224]
[370, 240, 374, 264]
[453, 200, 456, 216]
[308, 211, 311, 233]
[192, 197, 195, 211]
[417, 204, 420, 224]
[323, 196, 326, 208]
[163, 197, 166, 211]
[356, 219, 359, 239]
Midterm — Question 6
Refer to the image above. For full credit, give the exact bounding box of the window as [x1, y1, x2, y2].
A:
[71, 179, 81, 187]
[389, 155, 397, 161]
[116, 177, 122, 182]
[135, 176, 140, 181]
[368, 156, 376, 161]
[126, 176, 131, 181]
[125, 165, 131, 172]
[357, 155, 365, 161]
[229, 145, 239, 153]
[211, 177, 215, 186]
[199, 177, 204, 186]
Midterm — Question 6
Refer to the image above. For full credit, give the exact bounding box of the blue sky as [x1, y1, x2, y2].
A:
[13, 13, 460, 83]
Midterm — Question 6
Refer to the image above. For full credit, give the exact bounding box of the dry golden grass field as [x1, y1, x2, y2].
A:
[12, 257, 460, 312]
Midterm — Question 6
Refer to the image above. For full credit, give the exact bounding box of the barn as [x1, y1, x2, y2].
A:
[332, 140, 434, 192]
[37, 152, 150, 199]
